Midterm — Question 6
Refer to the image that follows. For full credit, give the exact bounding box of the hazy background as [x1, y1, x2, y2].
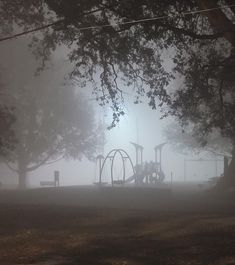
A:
[0, 36, 224, 188]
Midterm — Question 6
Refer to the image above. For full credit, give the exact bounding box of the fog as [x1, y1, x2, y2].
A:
[2, 3, 235, 265]
[0, 34, 224, 188]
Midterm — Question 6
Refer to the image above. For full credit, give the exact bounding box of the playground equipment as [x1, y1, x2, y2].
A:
[94, 149, 136, 186]
[130, 142, 166, 185]
[95, 142, 166, 186]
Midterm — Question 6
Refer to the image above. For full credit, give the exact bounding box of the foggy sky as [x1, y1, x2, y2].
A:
[0, 34, 224, 188]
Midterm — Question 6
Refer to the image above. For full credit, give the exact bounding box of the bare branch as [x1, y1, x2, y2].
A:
[44, 155, 65, 165]
[3, 160, 18, 172]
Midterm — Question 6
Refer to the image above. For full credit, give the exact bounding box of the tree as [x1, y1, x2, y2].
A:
[1, 1, 235, 187]
[0, 106, 16, 157]
[1, 78, 102, 189]
[164, 121, 232, 157]
[0, 76, 16, 158]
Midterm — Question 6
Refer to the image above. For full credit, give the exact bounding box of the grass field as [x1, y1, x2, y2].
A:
[0, 186, 235, 265]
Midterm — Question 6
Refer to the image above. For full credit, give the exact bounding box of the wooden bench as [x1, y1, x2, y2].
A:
[93, 182, 108, 186]
[40, 181, 56, 187]
[40, 171, 60, 187]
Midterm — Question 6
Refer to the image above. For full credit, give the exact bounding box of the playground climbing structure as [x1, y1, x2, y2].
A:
[95, 142, 166, 186]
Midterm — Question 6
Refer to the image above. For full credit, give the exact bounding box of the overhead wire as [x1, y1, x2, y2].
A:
[0, 3, 235, 42]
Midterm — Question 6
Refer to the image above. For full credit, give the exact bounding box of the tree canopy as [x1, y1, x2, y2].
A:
[164, 121, 232, 157]
[0, 73, 102, 188]
[0, 106, 16, 157]
[1, 0, 235, 186]
[0, 76, 16, 158]
[1, 1, 234, 126]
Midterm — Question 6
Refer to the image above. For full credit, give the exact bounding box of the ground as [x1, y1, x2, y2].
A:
[0, 185, 235, 265]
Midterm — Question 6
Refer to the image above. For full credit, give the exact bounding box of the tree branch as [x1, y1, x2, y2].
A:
[44, 155, 65, 165]
[0, 7, 106, 42]
[0, 3, 230, 44]
[160, 22, 227, 40]
[225, 0, 235, 16]
[27, 155, 64, 172]
[219, 78, 225, 126]
[3, 160, 18, 172]
[197, 0, 235, 47]
[26, 151, 59, 172]
[207, 147, 232, 158]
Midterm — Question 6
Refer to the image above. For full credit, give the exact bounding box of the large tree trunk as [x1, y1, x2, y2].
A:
[218, 150, 235, 190]
[18, 161, 27, 189]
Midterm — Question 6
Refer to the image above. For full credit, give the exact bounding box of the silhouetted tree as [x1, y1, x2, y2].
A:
[0, 107, 16, 157]
[164, 121, 232, 157]
[0, 77, 16, 159]
[2, 81, 101, 189]
[1, 0, 235, 187]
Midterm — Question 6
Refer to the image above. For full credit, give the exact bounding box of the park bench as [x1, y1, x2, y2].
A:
[40, 181, 57, 187]
[40, 170, 60, 187]
[93, 181, 108, 186]
[208, 176, 220, 185]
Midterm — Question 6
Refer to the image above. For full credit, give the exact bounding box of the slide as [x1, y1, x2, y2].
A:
[125, 174, 136, 183]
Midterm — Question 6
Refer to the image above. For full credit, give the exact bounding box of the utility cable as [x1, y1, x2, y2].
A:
[0, 3, 235, 42]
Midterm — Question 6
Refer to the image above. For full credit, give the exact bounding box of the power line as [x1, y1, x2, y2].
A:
[0, 19, 64, 42]
[1, 3, 235, 42]
[77, 4, 235, 31]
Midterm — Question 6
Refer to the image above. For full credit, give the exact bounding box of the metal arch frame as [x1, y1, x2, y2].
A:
[99, 149, 136, 186]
